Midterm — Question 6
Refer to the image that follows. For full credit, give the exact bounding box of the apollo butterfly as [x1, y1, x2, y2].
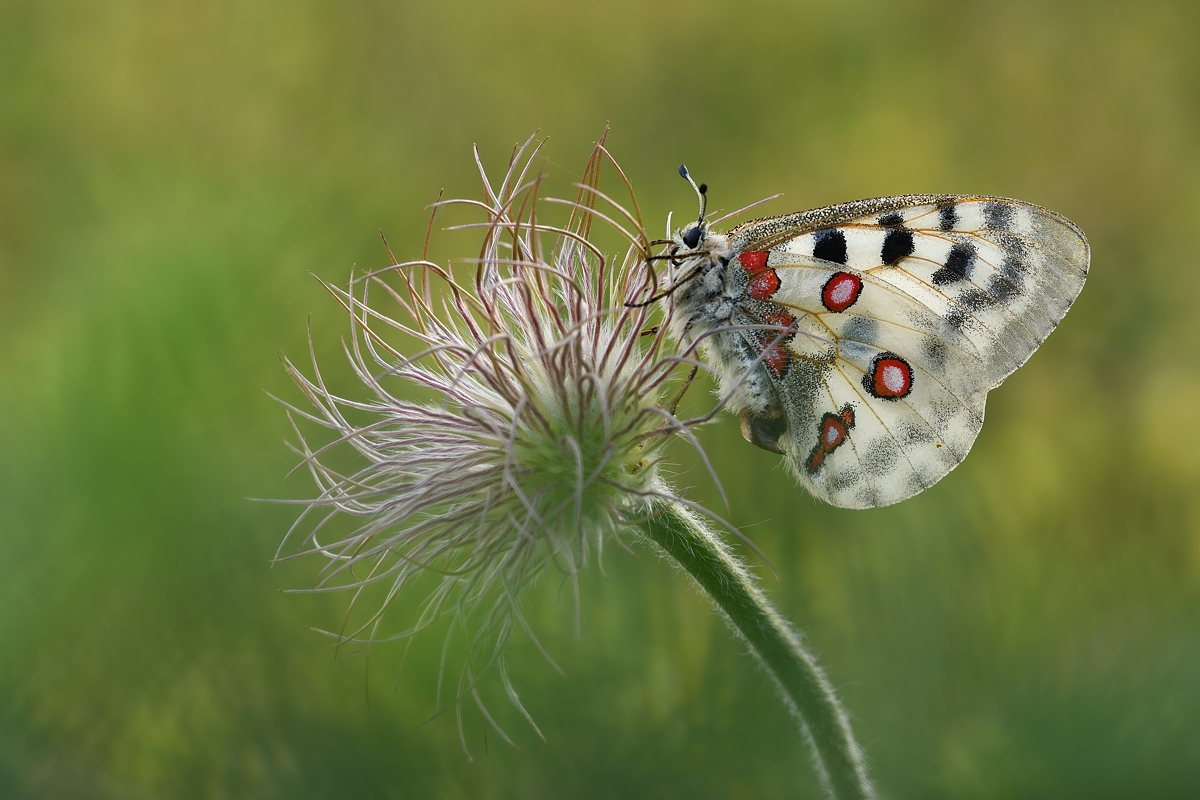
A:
[655, 166, 1089, 509]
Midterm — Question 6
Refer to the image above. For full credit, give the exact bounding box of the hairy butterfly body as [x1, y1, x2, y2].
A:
[661, 167, 1089, 509]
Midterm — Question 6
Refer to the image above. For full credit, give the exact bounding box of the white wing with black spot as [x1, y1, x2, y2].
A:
[728, 195, 1088, 508]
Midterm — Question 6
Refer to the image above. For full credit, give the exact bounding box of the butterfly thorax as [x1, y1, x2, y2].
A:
[665, 224, 731, 339]
[665, 224, 782, 422]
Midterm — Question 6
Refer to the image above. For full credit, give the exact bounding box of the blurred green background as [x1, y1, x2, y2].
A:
[3, 0, 1199, 797]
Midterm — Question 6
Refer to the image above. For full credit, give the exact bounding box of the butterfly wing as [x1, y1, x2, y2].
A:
[727, 195, 1089, 508]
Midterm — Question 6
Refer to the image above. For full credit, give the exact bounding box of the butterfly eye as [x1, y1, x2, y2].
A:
[682, 225, 704, 250]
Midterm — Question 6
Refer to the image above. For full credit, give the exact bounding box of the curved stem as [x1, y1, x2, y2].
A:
[638, 499, 876, 800]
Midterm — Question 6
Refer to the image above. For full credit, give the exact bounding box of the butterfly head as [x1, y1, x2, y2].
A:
[679, 221, 705, 250]
[625, 165, 730, 312]
[670, 164, 729, 265]
[674, 164, 708, 252]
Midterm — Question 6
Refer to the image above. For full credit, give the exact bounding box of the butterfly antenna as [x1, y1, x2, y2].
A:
[678, 164, 708, 225]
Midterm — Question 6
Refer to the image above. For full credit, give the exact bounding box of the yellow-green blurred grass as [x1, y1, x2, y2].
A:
[2, 0, 1199, 797]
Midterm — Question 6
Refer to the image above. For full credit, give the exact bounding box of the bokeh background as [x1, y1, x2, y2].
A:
[3, 1, 1199, 797]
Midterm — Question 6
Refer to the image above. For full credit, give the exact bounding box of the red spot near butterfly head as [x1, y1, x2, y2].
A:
[821, 272, 863, 313]
[870, 356, 913, 399]
[749, 268, 780, 300]
[739, 251, 780, 300]
[738, 251, 770, 273]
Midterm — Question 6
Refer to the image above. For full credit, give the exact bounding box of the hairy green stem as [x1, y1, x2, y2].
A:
[638, 499, 876, 800]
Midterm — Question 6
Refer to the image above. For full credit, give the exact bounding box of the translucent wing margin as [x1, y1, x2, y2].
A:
[727, 195, 1088, 508]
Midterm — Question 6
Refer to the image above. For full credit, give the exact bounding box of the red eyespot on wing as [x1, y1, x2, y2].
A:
[758, 309, 796, 376]
[763, 343, 789, 375]
[738, 251, 770, 273]
[749, 269, 780, 300]
[863, 353, 913, 400]
[764, 309, 795, 329]
[821, 272, 863, 312]
[807, 405, 856, 473]
[739, 250, 780, 300]
[821, 416, 847, 449]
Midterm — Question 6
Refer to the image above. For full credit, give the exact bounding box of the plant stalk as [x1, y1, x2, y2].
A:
[639, 499, 876, 800]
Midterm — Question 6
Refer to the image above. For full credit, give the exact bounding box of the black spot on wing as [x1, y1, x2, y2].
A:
[983, 201, 1015, 230]
[813, 229, 848, 264]
[921, 335, 948, 372]
[937, 201, 959, 231]
[881, 229, 915, 265]
[945, 306, 969, 333]
[1000, 253, 1027, 283]
[932, 245, 975, 285]
[987, 273, 1021, 303]
[984, 230, 1032, 263]
[863, 437, 899, 476]
[878, 212, 905, 227]
[958, 288, 996, 312]
[841, 315, 880, 343]
[831, 467, 864, 491]
[989, 230, 1029, 260]
[898, 420, 934, 446]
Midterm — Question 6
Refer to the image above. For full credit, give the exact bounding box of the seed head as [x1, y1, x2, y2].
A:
[276, 134, 717, 749]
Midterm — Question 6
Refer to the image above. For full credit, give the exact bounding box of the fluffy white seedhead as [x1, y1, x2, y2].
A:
[276, 134, 717, 753]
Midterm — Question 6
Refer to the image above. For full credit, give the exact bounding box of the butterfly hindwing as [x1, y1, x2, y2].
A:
[726, 195, 1088, 508]
[735, 266, 988, 508]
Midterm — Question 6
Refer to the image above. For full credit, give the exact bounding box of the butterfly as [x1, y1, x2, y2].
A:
[654, 166, 1089, 509]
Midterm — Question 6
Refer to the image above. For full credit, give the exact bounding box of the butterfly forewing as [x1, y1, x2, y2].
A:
[725, 194, 1088, 508]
